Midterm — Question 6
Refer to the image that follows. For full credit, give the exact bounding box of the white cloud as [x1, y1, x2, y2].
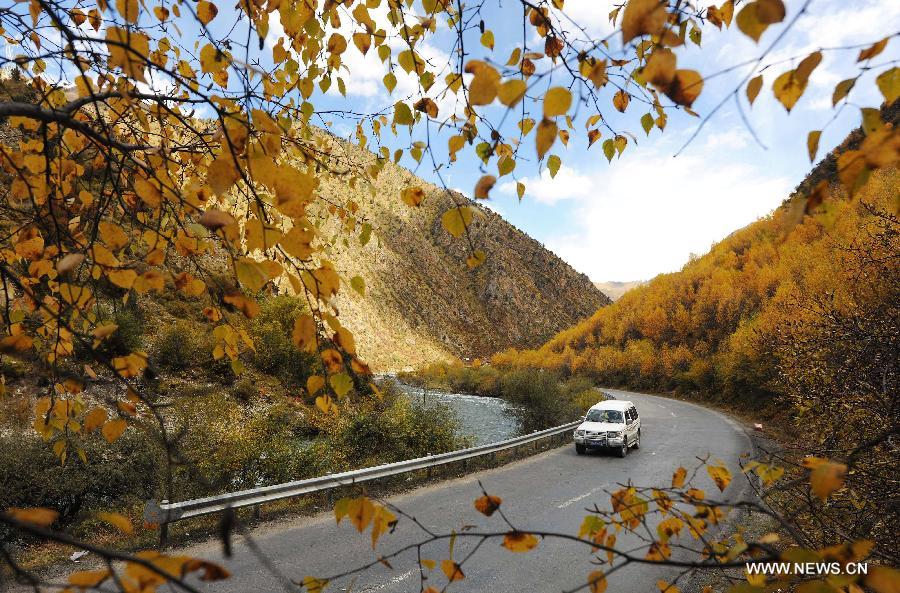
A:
[552, 0, 617, 42]
[512, 138, 791, 281]
[499, 164, 592, 205]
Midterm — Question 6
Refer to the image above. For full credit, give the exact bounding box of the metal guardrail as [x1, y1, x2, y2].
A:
[144, 420, 580, 538]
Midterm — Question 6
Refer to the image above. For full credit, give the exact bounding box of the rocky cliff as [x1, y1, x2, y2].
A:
[313, 135, 611, 370]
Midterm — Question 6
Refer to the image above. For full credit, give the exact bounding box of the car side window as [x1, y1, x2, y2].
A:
[631, 407, 638, 420]
[624, 409, 633, 423]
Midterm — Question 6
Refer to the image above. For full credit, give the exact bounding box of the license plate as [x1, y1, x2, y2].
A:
[589, 439, 605, 446]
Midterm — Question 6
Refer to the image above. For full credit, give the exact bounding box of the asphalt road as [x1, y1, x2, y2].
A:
[179, 389, 754, 593]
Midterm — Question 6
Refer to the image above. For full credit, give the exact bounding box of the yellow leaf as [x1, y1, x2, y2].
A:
[200, 43, 229, 73]
[612, 90, 630, 112]
[547, 155, 562, 178]
[115, 0, 138, 23]
[672, 467, 687, 488]
[644, 48, 676, 88]
[207, 154, 240, 196]
[706, 463, 732, 492]
[350, 276, 365, 296]
[348, 497, 375, 532]
[108, 269, 137, 290]
[330, 373, 354, 398]
[665, 70, 703, 108]
[857, 37, 888, 62]
[303, 577, 329, 593]
[736, 0, 783, 42]
[807, 130, 821, 162]
[96, 511, 133, 534]
[803, 457, 847, 500]
[876, 67, 899, 103]
[370, 505, 397, 548]
[69, 569, 110, 588]
[197, 0, 217, 24]
[99, 221, 129, 251]
[307, 375, 325, 396]
[543, 87, 572, 118]
[587, 60, 608, 88]
[474, 175, 496, 199]
[102, 418, 127, 443]
[84, 407, 108, 432]
[621, 0, 667, 44]
[588, 571, 607, 593]
[498, 79, 527, 107]
[466, 250, 486, 269]
[480, 30, 494, 50]
[315, 395, 337, 415]
[474, 494, 502, 516]
[352, 32, 371, 55]
[8, 507, 59, 527]
[106, 27, 150, 82]
[133, 177, 162, 208]
[465, 60, 501, 105]
[502, 531, 539, 552]
[772, 69, 805, 112]
[441, 560, 465, 582]
[657, 580, 680, 593]
[865, 566, 900, 593]
[401, 187, 426, 207]
[535, 118, 558, 160]
[291, 314, 317, 352]
[746, 75, 763, 106]
[441, 206, 474, 238]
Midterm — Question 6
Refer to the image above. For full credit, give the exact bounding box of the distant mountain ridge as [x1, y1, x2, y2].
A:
[593, 280, 645, 301]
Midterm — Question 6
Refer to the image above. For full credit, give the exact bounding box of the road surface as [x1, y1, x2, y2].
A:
[179, 389, 754, 593]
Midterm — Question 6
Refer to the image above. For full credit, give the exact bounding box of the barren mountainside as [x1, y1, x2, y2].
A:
[316, 135, 610, 370]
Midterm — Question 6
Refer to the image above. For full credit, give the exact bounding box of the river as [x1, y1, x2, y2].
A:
[394, 381, 520, 446]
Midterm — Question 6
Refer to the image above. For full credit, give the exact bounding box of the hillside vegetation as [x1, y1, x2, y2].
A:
[496, 165, 897, 410]
[314, 135, 610, 370]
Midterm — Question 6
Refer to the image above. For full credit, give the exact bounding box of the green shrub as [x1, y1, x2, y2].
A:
[155, 321, 200, 370]
[0, 430, 160, 542]
[82, 306, 144, 359]
[170, 392, 321, 497]
[500, 368, 579, 432]
[249, 296, 317, 387]
[331, 382, 463, 466]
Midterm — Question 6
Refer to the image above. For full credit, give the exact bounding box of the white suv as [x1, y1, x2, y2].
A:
[573, 400, 641, 457]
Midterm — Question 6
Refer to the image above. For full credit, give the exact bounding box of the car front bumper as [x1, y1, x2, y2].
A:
[574, 433, 626, 448]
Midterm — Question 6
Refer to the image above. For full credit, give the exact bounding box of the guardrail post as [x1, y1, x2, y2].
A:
[158, 500, 169, 550]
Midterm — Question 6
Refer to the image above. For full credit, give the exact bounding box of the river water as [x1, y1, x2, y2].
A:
[394, 381, 520, 446]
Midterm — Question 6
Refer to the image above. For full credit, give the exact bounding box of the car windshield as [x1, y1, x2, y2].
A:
[585, 409, 624, 423]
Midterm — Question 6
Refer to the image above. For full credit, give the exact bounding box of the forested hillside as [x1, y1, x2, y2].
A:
[495, 114, 898, 415]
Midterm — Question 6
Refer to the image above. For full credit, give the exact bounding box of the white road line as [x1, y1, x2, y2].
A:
[557, 486, 605, 509]
[356, 569, 415, 592]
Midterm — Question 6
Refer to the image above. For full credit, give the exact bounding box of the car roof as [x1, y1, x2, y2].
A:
[590, 400, 633, 411]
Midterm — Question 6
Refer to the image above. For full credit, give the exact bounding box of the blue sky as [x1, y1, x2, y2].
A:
[6, 0, 898, 281]
[292, 0, 899, 281]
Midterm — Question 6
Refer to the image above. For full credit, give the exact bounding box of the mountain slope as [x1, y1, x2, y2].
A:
[313, 135, 611, 370]
[493, 106, 898, 407]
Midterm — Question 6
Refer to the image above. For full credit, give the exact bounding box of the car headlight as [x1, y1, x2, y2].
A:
[607, 431, 621, 439]
[575, 430, 585, 436]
